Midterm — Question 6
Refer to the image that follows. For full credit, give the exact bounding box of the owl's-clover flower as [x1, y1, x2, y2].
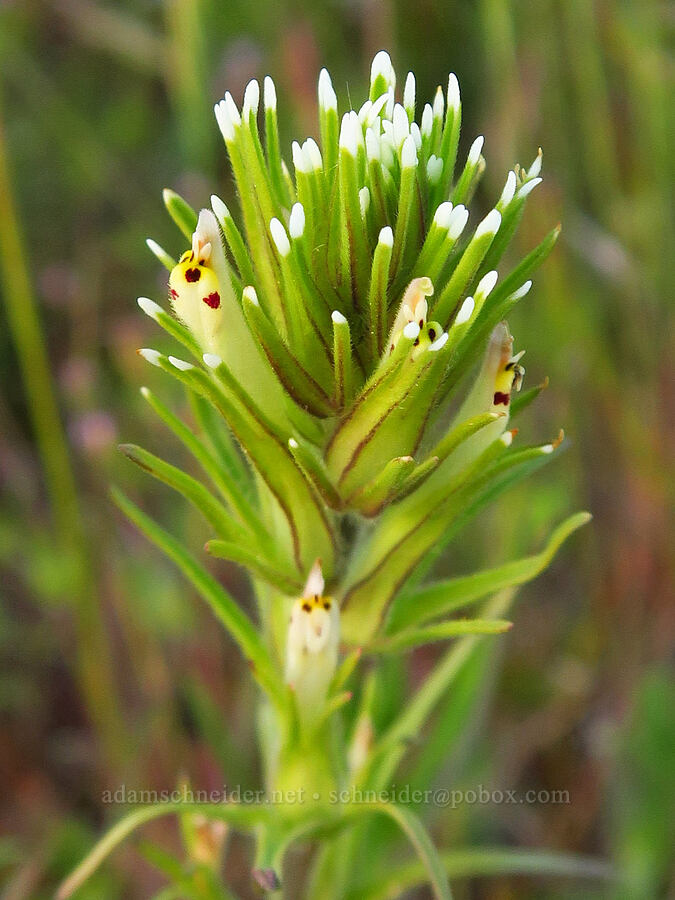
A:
[58, 50, 594, 900]
[285, 561, 340, 730]
[134, 48, 580, 681]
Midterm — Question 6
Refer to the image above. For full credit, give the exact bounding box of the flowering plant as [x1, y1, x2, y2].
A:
[60, 51, 593, 899]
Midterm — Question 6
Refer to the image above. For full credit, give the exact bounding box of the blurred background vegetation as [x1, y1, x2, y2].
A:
[0, 0, 672, 897]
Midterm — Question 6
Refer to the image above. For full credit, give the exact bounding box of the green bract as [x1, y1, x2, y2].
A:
[61, 51, 596, 900]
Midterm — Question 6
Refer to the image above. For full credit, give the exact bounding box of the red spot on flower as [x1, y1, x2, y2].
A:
[493, 391, 510, 406]
[203, 292, 220, 309]
[185, 267, 201, 282]
[169, 287, 179, 299]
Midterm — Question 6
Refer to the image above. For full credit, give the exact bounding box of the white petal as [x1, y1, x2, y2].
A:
[242, 79, 259, 117]
[378, 225, 394, 247]
[468, 135, 484, 166]
[263, 76, 276, 111]
[454, 296, 475, 325]
[168, 356, 194, 371]
[137, 296, 162, 319]
[447, 73, 460, 112]
[475, 209, 501, 239]
[270, 218, 290, 256]
[289, 203, 306, 239]
[475, 270, 498, 299]
[139, 348, 162, 366]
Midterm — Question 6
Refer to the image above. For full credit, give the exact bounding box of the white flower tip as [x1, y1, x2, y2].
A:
[214, 100, 235, 141]
[270, 217, 290, 256]
[224, 92, 241, 127]
[242, 285, 259, 305]
[541, 443, 555, 454]
[403, 71, 415, 109]
[168, 355, 193, 371]
[500, 171, 517, 206]
[366, 92, 389, 125]
[263, 76, 276, 111]
[433, 85, 444, 118]
[476, 270, 499, 298]
[426, 154, 443, 184]
[339, 113, 359, 156]
[379, 225, 394, 247]
[421, 103, 433, 137]
[401, 134, 417, 169]
[288, 437, 299, 449]
[203, 353, 223, 369]
[303, 137, 323, 170]
[454, 296, 475, 325]
[138, 348, 162, 366]
[210, 194, 230, 220]
[145, 237, 162, 254]
[292, 140, 309, 173]
[433, 201, 454, 228]
[140, 386, 150, 399]
[318, 68, 337, 110]
[528, 148, 543, 178]
[392, 103, 409, 145]
[447, 73, 460, 111]
[429, 331, 449, 352]
[500, 431, 514, 447]
[303, 559, 325, 599]
[518, 177, 543, 199]
[242, 79, 260, 117]
[371, 50, 395, 86]
[468, 135, 484, 165]
[403, 321, 420, 340]
[511, 279, 533, 300]
[331, 309, 347, 325]
[137, 296, 162, 319]
[289, 203, 306, 239]
[359, 186, 370, 217]
[448, 205, 469, 240]
[475, 209, 501, 239]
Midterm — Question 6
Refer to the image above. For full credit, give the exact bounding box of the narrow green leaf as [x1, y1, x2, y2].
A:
[349, 456, 416, 516]
[362, 591, 515, 791]
[211, 195, 256, 288]
[345, 803, 452, 900]
[288, 437, 343, 510]
[509, 376, 549, 418]
[119, 443, 251, 545]
[146, 238, 176, 271]
[242, 287, 334, 416]
[57, 801, 270, 900]
[433, 211, 501, 326]
[206, 539, 303, 595]
[139, 349, 336, 574]
[369, 619, 513, 653]
[355, 847, 614, 900]
[387, 512, 591, 632]
[367, 227, 394, 360]
[111, 488, 286, 708]
[332, 310, 356, 409]
[140, 387, 263, 532]
[163, 188, 198, 240]
[137, 297, 202, 359]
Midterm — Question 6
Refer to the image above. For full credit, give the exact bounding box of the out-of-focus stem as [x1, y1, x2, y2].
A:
[0, 93, 127, 768]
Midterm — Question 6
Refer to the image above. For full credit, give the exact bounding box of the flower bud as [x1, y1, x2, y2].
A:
[285, 562, 339, 726]
[389, 276, 434, 349]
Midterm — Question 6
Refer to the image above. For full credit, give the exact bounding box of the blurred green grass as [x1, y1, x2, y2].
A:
[0, 0, 672, 897]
